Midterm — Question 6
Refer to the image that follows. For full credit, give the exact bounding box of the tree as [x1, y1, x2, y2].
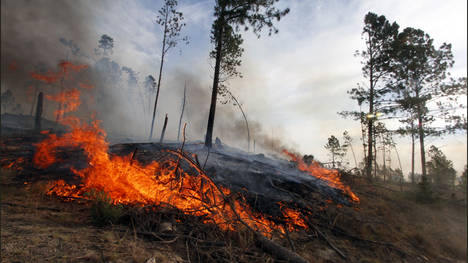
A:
[96, 34, 114, 56]
[426, 145, 456, 189]
[390, 27, 463, 183]
[342, 130, 358, 168]
[460, 165, 467, 192]
[396, 116, 418, 184]
[347, 12, 399, 180]
[324, 135, 346, 168]
[149, 0, 188, 141]
[204, 0, 289, 147]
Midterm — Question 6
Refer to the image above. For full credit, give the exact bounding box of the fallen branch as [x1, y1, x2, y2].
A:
[166, 149, 310, 263]
[310, 224, 347, 259]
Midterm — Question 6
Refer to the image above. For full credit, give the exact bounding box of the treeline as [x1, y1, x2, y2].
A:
[325, 12, 466, 200]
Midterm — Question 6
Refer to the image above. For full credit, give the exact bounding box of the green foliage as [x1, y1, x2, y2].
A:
[96, 34, 114, 56]
[426, 145, 456, 189]
[156, 0, 188, 53]
[84, 189, 124, 226]
[302, 154, 314, 165]
[211, 0, 289, 100]
[460, 165, 467, 191]
[416, 175, 435, 203]
[149, 0, 188, 141]
[324, 135, 346, 168]
[205, 0, 289, 147]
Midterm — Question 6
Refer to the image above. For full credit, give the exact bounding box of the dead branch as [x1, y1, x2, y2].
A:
[309, 224, 347, 259]
[159, 113, 168, 143]
[166, 149, 310, 263]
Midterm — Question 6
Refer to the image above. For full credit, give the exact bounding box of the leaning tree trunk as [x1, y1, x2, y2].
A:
[160, 114, 168, 143]
[177, 84, 187, 142]
[205, 9, 225, 148]
[149, 10, 168, 141]
[228, 91, 250, 152]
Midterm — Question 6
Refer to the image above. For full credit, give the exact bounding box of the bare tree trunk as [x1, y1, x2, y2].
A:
[349, 143, 358, 169]
[30, 85, 39, 116]
[177, 83, 187, 142]
[228, 91, 250, 152]
[382, 143, 386, 182]
[394, 145, 403, 191]
[149, 10, 169, 141]
[366, 48, 374, 181]
[360, 106, 367, 162]
[373, 130, 377, 180]
[55, 76, 65, 123]
[332, 152, 335, 168]
[205, 7, 225, 148]
[411, 121, 415, 184]
[417, 109, 427, 181]
[160, 114, 168, 143]
[34, 92, 43, 132]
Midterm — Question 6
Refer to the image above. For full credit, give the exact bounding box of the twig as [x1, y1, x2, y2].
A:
[174, 123, 187, 186]
[310, 224, 347, 259]
[130, 147, 138, 165]
[165, 149, 310, 263]
[284, 228, 296, 252]
[186, 239, 191, 263]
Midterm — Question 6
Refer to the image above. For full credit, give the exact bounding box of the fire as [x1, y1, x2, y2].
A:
[45, 88, 81, 117]
[2, 157, 25, 171]
[27, 62, 308, 235]
[283, 150, 360, 203]
[34, 115, 306, 234]
[30, 61, 88, 84]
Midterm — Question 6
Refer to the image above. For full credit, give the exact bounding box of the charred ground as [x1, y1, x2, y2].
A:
[1, 127, 466, 263]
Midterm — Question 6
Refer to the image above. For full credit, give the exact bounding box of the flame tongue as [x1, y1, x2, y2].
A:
[283, 150, 360, 203]
[34, 109, 307, 234]
[27, 61, 324, 235]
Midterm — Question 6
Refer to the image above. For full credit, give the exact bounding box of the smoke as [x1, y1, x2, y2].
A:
[1, 0, 297, 156]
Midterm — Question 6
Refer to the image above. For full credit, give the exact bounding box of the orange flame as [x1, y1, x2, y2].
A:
[30, 61, 88, 84]
[34, 115, 307, 234]
[45, 88, 81, 117]
[28, 69, 308, 235]
[283, 150, 360, 203]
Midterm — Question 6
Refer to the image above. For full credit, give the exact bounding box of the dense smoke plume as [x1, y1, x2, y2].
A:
[1, 0, 296, 156]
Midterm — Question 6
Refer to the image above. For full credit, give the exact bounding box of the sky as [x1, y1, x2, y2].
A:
[1, 0, 467, 178]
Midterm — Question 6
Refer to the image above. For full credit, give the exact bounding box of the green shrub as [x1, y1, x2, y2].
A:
[85, 189, 124, 226]
[416, 176, 435, 203]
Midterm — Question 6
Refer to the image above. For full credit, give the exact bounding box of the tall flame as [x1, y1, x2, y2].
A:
[283, 150, 360, 203]
[29, 62, 308, 235]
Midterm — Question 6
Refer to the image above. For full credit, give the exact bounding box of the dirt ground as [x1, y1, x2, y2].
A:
[1, 160, 467, 263]
[2, 168, 466, 263]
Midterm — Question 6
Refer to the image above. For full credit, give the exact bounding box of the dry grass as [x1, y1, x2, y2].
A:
[1, 168, 466, 263]
[1, 171, 183, 263]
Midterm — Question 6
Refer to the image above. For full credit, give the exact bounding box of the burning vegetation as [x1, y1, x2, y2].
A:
[1, 1, 466, 262]
[0, 61, 366, 262]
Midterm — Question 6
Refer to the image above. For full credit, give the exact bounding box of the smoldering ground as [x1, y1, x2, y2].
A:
[1, 0, 297, 156]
